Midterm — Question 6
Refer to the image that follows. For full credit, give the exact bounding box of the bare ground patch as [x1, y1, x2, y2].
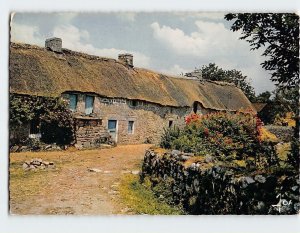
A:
[9, 144, 152, 215]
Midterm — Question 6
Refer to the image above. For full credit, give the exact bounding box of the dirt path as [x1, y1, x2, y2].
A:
[9, 144, 152, 215]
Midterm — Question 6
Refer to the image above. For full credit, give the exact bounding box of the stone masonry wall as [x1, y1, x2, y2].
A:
[74, 118, 111, 148]
[141, 149, 300, 215]
[66, 93, 200, 145]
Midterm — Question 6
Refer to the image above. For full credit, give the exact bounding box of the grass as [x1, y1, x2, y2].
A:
[118, 174, 184, 215]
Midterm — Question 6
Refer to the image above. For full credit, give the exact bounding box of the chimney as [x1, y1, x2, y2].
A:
[45, 37, 62, 53]
[118, 53, 133, 67]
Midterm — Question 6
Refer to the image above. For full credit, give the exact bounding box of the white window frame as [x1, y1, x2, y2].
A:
[128, 121, 135, 134]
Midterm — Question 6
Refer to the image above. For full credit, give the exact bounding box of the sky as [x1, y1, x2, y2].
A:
[10, 12, 276, 94]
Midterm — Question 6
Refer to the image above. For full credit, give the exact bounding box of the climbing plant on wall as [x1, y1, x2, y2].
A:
[10, 94, 74, 145]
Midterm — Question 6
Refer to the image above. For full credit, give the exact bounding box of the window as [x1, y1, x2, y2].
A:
[168, 120, 173, 128]
[129, 100, 138, 107]
[69, 94, 77, 111]
[85, 95, 94, 114]
[128, 121, 134, 134]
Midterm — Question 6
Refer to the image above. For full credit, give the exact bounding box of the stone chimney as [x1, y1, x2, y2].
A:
[118, 53, 133, 67]
[45, 37, 62, 53]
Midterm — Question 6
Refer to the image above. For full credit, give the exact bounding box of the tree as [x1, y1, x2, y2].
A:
[224, 13, 299, 88]
[225, 13, 299, 168]
[199, 63, 256, 101]
[255, 91, 271, 103]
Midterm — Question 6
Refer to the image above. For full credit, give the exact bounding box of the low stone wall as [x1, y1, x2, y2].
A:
[141, 149, 300, 215]
[74, 118, 113, 148]
[265, 125, 294, 142]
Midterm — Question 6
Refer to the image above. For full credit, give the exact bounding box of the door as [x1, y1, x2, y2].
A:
[85, 95, 94, 114]
[108, 120, 117, 142]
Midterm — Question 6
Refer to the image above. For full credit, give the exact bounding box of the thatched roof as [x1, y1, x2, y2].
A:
[9, 42, 256, 112]
[252, 102, 268, 112]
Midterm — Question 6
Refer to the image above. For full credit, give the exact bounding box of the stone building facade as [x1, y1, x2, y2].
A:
[62, 92, 196, 147]
[9, 38, 256, 148]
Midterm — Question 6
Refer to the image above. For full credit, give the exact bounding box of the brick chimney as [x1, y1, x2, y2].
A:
[118, 53, 133, 67]
[45, 37, 62, 53]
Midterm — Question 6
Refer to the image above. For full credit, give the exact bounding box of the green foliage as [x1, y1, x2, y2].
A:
[10, 94, 74, 146]
[199, 63, 256, 102]
[257, 87, 298, 124]
[161, 111, 279, 167]
[118, 174, 184, 215]
[255, 91, 271, 103]
[160, 126, 181, 149]
[225, 13, 299, 88]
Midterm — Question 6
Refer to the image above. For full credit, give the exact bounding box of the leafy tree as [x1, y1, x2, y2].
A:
[10, 94, 74, 146]
[224, 13, 299, 88]
[225, 13, 299, 168]
[199, 63, 256, 101]
[255, 91, 271, 103]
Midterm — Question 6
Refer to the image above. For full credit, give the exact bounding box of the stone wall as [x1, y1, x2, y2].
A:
[65, 93, 199, 145]
[141, 149, 300, 215]
[74, 118, 112, 148]
[10, 123, 30, 146]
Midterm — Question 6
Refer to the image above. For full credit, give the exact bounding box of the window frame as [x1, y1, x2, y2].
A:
[85, 95, 95, 114]
[68, 94, 78, 112]
[128, 121, 135, 134]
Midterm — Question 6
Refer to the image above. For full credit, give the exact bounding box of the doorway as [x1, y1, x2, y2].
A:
[108, 120, 118, 142]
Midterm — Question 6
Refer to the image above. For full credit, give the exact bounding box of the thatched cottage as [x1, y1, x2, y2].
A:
[10, 38, 256, 148]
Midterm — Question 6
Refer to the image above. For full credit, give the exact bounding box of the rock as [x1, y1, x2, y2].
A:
[121, 170, 131, 174]
[171, 150, 181, 156]
[131, 170, 139, 175]
[291, 185, 298, 192]
[255, 175, 266, 184]
[88, 168, 102, 173]
[40, 164, 46, 170]
[45, 145, 52, 150]
[10, 145, 19, 152]
[29, 165, 36, 170]
[100, 144, 112, 149]
[19, 146, 28, 152]
[48, 164, 55, 169]
[43, 161, 50, 166]
[241, 176, 255, 188]
[22, 163, 29, 170]
[179, 155, 190, 161]
[184, 153, 195, 157]
[204, 154, 214, 163]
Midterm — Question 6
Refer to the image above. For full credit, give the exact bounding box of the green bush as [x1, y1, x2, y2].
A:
[10, 94, 74, 146]
[161, 111, 278, 167]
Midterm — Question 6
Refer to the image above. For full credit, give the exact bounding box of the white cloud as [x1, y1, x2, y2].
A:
[150, 20, 249, 58]
[53, 24, 150, 67]
[11, 22, 151, 68]
[160, 64, 190, 76]
[10, 23, 43, 45]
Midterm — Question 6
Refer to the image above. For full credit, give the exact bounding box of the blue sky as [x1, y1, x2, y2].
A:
[11, 12, 275, 94]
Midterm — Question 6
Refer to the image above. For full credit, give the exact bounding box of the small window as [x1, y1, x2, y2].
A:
[69, 94, 77, 111]
[128, 121, 134, 134]
[130, 100, 138, 107]
[168, 120, 173, 128]
[85, 95, 94, 114]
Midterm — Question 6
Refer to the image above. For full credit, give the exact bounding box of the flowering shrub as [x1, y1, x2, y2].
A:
[161, 110, 278, 167]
